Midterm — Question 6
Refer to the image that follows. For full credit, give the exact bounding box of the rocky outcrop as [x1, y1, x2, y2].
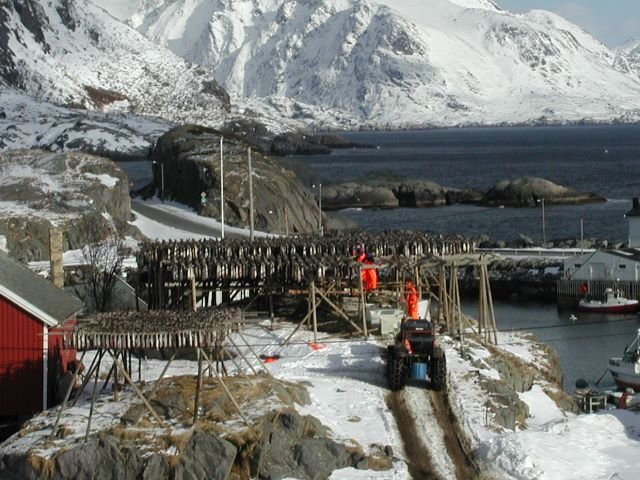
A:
[148, 125, 326, 234]
[0, 430, 237, 480]
[0, 149, 138, 262]
[0, 409, 390, 480]
[321, 176, 603, 210]
[484, 176, 605, 207]
[322, 183, 399, 210]
[467, 336, 574, 431]
[321, 179, 484, 210]
[220, 119, 373, 157]
[248, 408, 370, 479]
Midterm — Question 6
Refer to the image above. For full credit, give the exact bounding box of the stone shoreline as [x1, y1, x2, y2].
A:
[321, 176, 605, 211]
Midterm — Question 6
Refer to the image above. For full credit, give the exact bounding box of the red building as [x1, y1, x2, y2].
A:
[0, 251, 83, 418]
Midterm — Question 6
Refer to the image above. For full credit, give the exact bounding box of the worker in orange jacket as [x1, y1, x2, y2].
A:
[361, 254, 379, 291]
[405, 281, 419, 319]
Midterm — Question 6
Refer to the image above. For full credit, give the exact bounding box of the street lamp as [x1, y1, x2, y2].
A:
[536, 198, 546, 245]
[541, 198, 545, 245]
[268, 209, 279, 234]
[312, 183, 323, 236]
[152, 160, 164, 202]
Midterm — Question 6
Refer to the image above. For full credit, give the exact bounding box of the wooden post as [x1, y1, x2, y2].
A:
[227, 336, 259, 376]
[148, 350, 178, 398]
[72, 349, 104, 406]
[311, 281, 318, 343]
[199, 349, 249, 425]
[479, 261, 486, 342]
[248, 147, 254, 241]
[110, 353, 165, 426]
[269, 289, 275, 329]
[452, 266, 464, 355]
[49, 228, 64, 288]
[358, 265, 368, 336]
[439, 266, 448, 329]
[190, 267, 197, 312]
[284, 206, 289, 235]
[485, 262, 498, 345]
[315, 284, 363, 333]
[193, 348, 203, 425]
[237, 331, 273, 376]
[84, 352, 102, 442]
[114, 350, 119, 402]
[49, 350, 87, 440]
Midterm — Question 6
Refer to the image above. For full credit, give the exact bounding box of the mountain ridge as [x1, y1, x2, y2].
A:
[93, 0, 640, 129]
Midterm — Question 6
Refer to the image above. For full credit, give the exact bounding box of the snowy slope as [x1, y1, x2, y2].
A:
[613, 38, 640, 79]
[0, 88, 171, 158]
[0, 0, 229, 126]
[103, 0, 640, 128]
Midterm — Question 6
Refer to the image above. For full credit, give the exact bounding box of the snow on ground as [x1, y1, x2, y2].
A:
[112, 204, 640, 478]
[446, 332, 640, 480]
[7, 203, 640, 480]
[131, 197, 275, 239]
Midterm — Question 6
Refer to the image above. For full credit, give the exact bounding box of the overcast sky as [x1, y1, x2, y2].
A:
[498, 0, 640, 46]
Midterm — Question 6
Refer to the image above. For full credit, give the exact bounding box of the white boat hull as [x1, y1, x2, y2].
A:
[608, 358, 640, 391]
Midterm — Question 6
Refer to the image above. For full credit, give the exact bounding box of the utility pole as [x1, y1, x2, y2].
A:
[541, 198, 545, 245]
[160, 162, 164, 203]
[319, 182, 323, 236]
[153, 160, 164, 202]
[312, 183, 323, 236]
[248, 147, 254, 241]
[220, 136, 224, 240]
[580, 218, 584, 254]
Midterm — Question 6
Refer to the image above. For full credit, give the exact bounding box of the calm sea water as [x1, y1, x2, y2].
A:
[296, 124, 640, 243]
[462, 299, 640, 391]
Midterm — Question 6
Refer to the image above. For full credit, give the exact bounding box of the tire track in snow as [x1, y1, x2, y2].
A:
[404, 386, 458, 479]
[387, 390, 440, 480]
[388, 384, 482, 480]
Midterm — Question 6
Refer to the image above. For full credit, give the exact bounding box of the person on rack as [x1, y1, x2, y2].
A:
[404, 281, 419, 320]
[361, 253, 379, 292]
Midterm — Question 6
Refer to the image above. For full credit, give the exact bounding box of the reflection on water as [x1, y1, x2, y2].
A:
[461, 300, 640, 391]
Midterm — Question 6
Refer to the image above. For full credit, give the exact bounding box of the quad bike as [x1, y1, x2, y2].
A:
[387, 319, 446, 391]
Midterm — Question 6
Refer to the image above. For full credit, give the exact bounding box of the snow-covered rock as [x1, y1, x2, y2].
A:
[0, 89, 171, 159]
[0, 149, 134, 261]
[102, 0, 640, 128]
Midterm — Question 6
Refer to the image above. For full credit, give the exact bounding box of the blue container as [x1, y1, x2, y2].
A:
[411, 362, 428, 380]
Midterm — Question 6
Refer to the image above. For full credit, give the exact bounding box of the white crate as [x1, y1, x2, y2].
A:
[366, 306, 402, 325]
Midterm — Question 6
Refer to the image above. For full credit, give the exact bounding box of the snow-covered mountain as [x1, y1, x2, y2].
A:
[613, 38, 640, 79]
[0, 0, 229, 126]
[95, 0, 640, 128]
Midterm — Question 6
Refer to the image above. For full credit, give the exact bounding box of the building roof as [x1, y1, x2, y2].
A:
[607, 249, 640, 263]
[0, 251, 83, 326]
[625, 198, 640, 217]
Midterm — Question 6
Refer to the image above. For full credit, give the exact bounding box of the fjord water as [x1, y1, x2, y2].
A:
[299, 124, 640, 243]
[462, 299, 640, 391]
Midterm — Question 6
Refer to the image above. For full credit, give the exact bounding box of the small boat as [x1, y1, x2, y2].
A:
[608, 329, 640, 391]
[578, 288, 639, 313]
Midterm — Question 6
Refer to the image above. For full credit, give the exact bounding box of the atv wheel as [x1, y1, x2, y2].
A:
[387, 348, 407, 391]
[430, 347, 447, 391]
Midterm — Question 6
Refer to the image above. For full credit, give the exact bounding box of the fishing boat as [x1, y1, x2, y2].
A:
[608, 329, 640, 391]
[578, 288, 639, 313]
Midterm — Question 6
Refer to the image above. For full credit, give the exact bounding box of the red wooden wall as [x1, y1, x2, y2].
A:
[0, 296, 44, 416]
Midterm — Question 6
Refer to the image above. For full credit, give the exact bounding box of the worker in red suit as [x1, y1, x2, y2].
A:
[405, 281, 419, 319]
[361, 254, 379, 291]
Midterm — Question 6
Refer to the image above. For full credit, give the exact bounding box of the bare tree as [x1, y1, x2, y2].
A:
[81, 218, 125, 313]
